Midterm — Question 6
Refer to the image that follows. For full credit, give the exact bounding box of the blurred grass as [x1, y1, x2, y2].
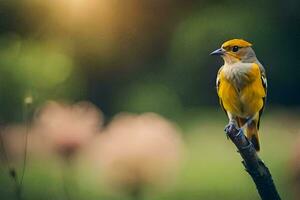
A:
[0, 108, 299, 200]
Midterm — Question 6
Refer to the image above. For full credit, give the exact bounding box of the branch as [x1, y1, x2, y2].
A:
[225, 125, 281, 200]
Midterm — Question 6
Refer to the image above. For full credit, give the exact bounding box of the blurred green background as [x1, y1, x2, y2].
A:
[0, 0, 300, 199]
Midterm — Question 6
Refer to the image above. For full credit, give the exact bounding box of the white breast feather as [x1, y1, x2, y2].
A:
[222, 63, 253, 89]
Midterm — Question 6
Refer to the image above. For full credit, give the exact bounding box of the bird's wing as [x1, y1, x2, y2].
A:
[216, 67, 222, 92]
[216, 66, 227, 115]
[257, 62, 267, 129]
[256, 62, 267, 94]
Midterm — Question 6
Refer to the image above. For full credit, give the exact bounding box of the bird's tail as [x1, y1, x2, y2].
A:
[237, 117, 260, 151]
[247, 125, 260, 151]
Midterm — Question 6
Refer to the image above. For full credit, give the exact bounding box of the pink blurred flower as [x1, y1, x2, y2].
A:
[84, 112, 183, 194]
[0, 124, 51, 163]
[32, 101, 103, 159]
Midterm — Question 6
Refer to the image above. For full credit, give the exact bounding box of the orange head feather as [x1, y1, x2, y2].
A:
[221, 39, 252, 49]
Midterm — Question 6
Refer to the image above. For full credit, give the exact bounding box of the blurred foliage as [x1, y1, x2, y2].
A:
[0, 0, 299, 121]
[0, 35, 86, 121]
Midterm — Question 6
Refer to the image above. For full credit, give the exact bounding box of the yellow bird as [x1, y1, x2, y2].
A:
[210, 39, 267, 151]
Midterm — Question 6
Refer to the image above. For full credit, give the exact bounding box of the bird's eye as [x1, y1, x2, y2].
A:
[232, 46, 239, 52]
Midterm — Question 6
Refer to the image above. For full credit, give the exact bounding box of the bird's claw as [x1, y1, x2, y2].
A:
[224, 122, 239, 137]
[224, 122, 236, 132]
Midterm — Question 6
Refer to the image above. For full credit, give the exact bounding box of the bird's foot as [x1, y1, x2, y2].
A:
[224, 122, 239, 138]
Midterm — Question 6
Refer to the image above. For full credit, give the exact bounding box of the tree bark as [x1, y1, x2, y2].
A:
[225, 125, 281, 200]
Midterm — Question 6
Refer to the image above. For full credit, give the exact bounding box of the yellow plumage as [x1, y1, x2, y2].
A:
[212, 39, 267, 151]
[218, 64, 265, 116]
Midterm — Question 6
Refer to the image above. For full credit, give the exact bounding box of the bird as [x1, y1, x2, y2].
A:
[210, 39, 267, 151]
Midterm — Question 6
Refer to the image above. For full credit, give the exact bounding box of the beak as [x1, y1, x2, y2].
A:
[210, 48, 225, 56]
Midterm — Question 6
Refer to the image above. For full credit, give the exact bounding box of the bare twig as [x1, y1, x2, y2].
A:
[0, 95, 33, 200]
[19, 97, 32, 189]
[9, 168, 22, 200]
[0, 126, 22, 200]
[225, 124, 281, 200]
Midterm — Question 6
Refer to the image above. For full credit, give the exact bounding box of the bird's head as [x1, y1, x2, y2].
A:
[210, 39, 257, 64]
